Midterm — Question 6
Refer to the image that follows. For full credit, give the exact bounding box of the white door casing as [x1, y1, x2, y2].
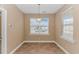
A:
[0, 8, 7, 54]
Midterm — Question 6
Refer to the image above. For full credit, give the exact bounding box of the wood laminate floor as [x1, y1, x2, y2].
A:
[14, 43, 65, 54]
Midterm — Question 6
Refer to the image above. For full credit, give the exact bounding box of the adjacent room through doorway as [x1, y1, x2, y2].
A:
[0, 12, 1, 53]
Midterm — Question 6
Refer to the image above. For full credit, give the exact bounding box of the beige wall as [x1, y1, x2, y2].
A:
[0, 5, 25, 53]
[55, 4, 79, 53]
[24, 14, 55, 41]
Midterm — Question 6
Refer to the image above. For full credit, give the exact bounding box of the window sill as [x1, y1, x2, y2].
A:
[29, 33, 50, 35]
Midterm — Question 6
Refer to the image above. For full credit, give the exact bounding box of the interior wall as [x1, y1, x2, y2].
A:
[24, 14, 55, 41]
[55, 4, 79, 53]
[0, 5, 25, 53]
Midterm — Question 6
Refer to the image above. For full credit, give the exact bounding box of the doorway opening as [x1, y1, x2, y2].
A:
[0, 8, 7, 54]
[0, 12, 1, 53]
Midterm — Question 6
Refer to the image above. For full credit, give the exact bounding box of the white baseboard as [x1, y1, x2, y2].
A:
[9, 40, 69, 54]
[10, 41, 24, 54]
[23, 41, 55, 43]
[53, 41, 70, 54]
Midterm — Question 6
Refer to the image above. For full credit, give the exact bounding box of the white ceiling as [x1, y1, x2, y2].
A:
[16, 4, 64, 14]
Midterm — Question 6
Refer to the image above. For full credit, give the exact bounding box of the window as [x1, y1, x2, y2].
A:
[62, 7, 74, 43]
[30, 17, 49, 35]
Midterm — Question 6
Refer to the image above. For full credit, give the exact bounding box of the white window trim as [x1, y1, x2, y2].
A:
[30, 17, 49, 35]
[61, 7, 74, 43]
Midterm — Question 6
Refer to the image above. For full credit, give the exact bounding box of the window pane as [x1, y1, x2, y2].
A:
[30, 17, 48, 34]
[63, 26, 73, 32]
[62, 7, 74, 43]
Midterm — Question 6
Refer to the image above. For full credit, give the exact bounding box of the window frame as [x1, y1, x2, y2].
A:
[61, 7, 74, 43]
[30, 17, 49, 35]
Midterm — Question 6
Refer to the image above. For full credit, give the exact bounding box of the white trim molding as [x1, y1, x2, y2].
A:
[10, 41, 24, 54]
[23, 41, 54, 43]
[0, 8, 8, 54]
[53, 41, 70, 54]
